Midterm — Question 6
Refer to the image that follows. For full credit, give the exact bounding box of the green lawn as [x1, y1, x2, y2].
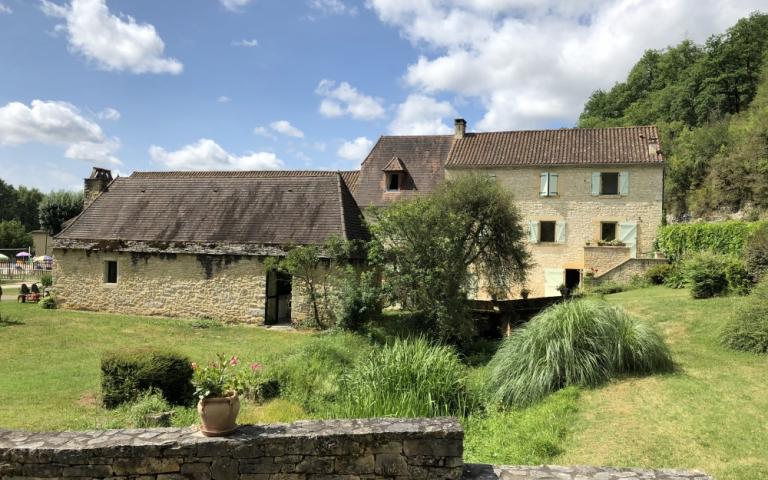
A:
[1, 287, 766, 479]
[0, 303, 312, 430]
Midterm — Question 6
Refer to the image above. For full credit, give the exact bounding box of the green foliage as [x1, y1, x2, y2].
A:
[0, 180, 44, 231]
[721, 279, 768, 354]
[680, 251, 751, 298]
[189, 318, 222, 329]
[267, 332, 371, 413]
[724, 260, 753, 296]
[487, 300, 672, 407]
[191, 353, 241, 400]
[463, 387, 580, 465]
[101, 349, 194, 408]
[335, 337, 474, 418]
[38, 190, 84, 235]
[644, 263, 673, 285]
[656, 221, 767, 260]
[588, 281, 627, 296]
[39, 274, 53, 288]
[118, 390, 173, 428]
[744, 224, 768, 281]
[370, 174, 530, 345]
[39, 296, 56, 310]
[332, 268, 381, 332]
[0, 220, 32, 250]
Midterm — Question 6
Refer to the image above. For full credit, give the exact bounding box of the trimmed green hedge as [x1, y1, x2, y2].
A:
[101, 349, 194, 408]
[656, 221, 768, 260]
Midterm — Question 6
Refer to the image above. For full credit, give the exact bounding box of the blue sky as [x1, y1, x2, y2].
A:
[0, 0, 764, 191]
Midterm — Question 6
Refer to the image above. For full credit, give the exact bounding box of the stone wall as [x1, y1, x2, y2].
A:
[447, 165, 663, 298]
[53, 249, 304, 324]
[596, 258, 670, 285]
[583, 246, 631, 277]
[0, 418, 464, 480]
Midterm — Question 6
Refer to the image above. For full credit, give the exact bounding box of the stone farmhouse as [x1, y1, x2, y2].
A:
[54, 119, 665, 323]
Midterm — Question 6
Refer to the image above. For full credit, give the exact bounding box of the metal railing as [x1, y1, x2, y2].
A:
[0, 262, 54, 281]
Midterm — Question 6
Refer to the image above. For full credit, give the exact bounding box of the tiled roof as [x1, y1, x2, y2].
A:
[382, 157, 407, 172]
[131, 170, 361, 193]
[57, 174, 368, 246]
[446, 126, 663, 167]
[353, 136, 454, 208]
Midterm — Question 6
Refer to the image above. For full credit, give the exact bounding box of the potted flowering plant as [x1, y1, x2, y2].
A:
[192, 353, 242, 436]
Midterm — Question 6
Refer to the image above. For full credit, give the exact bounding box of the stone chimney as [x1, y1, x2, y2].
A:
[84, 167, 113, 208]
[647, 137, 659, 156]
[454, 118, 467, 139]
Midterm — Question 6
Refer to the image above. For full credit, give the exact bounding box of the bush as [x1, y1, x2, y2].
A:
[121, 390, 173, 428]
[332, 269, 381, 332]
[487, 300, 672, 407]
[39, 296, 56, 309]
[721, 279, 768, 354]
[724, 259, 752, 296]
[683, 252, 730, 299]
[266, 332, 371, 412]
[663, 263, 687, 289]
[40, 274, 53, 288]
[656, 221, 768, 261]
[101, 349, 194, 408]
[588, 281, 626, 295]
[744, 225, 768, 281]
[644, 263, 673, 285]
[336, 337, 473, 418]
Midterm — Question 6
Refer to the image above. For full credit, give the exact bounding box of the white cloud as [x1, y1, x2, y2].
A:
[41, 0, 182, 75]
[337, 137, 373, 162]
[97, 107, 121, 121]
[253, 126, 276, 139]
[149, 139, 284, 171]
[315, 79, 386, 120]
[368, 0, 767, 130]
[0, 3, 12, 14]
[270, 120, 305, 138]
[220, 0, 254, 12]
[309, 0, 357, 16]
[389, 94, 456, 135]
[217, 95, 231, 103]
[232, 38, 258, 47]
[0, 99, 121, 165]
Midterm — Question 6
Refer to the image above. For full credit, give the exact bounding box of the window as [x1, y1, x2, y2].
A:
[386, 173, 400, 191]
[104, 261, 118, 284]
[601, 222, 617, 242]
[539, 172, 558, 197]
[540, 221, 556, 243]
[600, 172, 619, 195]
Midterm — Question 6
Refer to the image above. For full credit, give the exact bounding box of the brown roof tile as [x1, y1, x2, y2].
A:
[446, 126, 663, 168]
[382, 156, 407, 172]
[57, 174, 368, 246]
[131, 170, 361, 193]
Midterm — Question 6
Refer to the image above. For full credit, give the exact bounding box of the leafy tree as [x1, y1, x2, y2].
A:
[14, 186, 44, 231]
[0, 220, 33, 250]
[369, 174, 530, 345]
[38, 191, 84, 235]
[0, 180, 19, 223]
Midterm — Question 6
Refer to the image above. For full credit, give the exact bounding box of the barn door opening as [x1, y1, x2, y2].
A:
[265, 269, 292, 325]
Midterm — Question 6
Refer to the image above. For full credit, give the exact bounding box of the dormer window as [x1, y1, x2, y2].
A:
[387, 173, 401, 191]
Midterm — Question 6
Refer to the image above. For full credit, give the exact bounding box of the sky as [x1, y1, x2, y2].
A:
[0, 0, 765, 192]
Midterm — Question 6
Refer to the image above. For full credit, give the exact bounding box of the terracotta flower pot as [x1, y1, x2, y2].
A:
[198, 393, 240, 437]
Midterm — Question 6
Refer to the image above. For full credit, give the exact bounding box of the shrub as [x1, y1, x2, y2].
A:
[683, 252, 730, 299]
[744, 224, 768, 281]
[588, 281, 626, 295]
[487, 300, 672, 407]
[101, 349, 194, 408]
[663, 263, 687, 289]
[644, 263, 673, 285]
[332, 268, 381, 332]
[721, 279, 768, 354]
[336, 337, 473, 418]
[121, 390, 173, 428]
[724, 259, 753, 296]
[39, 296, 56, 309]
[266, 332, 371, 412]
[40, 274, 53, 288]
[656, 221, 768, 261]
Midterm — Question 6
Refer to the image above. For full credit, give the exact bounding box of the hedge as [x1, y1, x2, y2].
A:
[101, 349, 194, 408]
[656, 221, 768, 261]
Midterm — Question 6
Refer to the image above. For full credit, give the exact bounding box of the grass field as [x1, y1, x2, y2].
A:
[1, 287, 766, 479]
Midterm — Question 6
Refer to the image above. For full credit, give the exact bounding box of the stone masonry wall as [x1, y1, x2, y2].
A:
[53, 249, 311, 324]
[596, 258, 670, 285]
[0, 418, 464, 480]
[447, 165, 663, 298]
[584, 246, 632, 277]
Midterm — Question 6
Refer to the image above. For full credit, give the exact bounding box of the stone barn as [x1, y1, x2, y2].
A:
[53, 170, 367, 324]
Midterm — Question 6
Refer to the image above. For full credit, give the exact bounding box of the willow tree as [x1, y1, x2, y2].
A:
[369, 174, 530, 345]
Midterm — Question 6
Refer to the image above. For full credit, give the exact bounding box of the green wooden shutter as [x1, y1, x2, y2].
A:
[549, 173, 559, 196]
[555, 221, 566, 243]
[619, 171, 629, 195]
[540, 173, 548, 196]
[529, 221, 540, 243]
[591, 172, 601, 196]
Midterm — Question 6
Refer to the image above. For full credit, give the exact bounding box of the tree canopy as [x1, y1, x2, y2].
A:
[0, 220, 33, 250]
[38, 191, 84, 235]
[0, 180, 45, 232]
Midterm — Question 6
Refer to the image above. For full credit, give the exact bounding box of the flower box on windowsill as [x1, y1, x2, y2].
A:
[596, 240, 626, 247]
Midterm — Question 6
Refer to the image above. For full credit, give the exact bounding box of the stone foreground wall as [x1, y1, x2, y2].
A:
[0, 418, 463, 480]
[596, 258, 670, 284]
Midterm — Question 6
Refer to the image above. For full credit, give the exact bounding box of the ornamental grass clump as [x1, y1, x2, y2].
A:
[488, 300, 672, 407]
[721, 279, 768, 354]
[336, 337, 472, 418]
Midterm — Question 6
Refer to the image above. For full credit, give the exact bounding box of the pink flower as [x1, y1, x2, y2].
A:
[191, 362, 198, 370]
[250, 362, 262, 372]
[230, 356, 239, 366]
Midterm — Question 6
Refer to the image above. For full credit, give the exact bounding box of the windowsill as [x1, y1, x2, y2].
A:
[535, 242, 565, 246]
[102, 283, 119, 288]
[596, 194, 624, 198]
[539, 194, 560, 198]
